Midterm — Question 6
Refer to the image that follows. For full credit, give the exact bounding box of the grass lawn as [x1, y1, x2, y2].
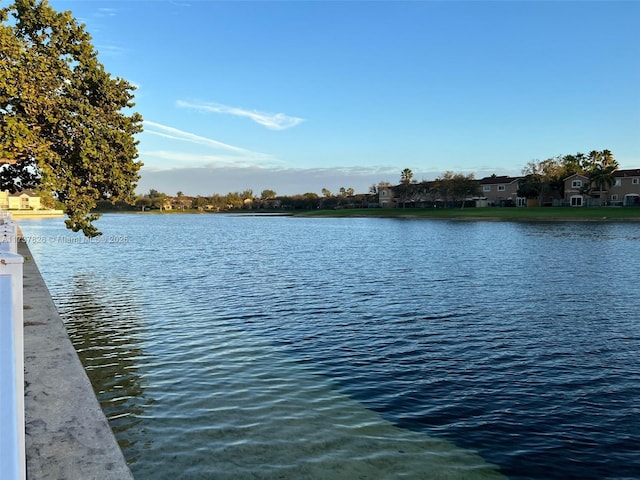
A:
[294, 207, 640, 221]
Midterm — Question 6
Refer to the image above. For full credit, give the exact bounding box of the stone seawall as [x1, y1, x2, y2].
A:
[20, 239, 134, 479]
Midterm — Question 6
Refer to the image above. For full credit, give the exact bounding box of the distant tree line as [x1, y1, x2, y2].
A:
[95, 187, 378, 212]
[95, 149, 620, 213]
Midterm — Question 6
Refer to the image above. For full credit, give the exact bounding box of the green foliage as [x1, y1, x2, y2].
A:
[433, 171, 479, 207]
[0, 0, 142, 236]
[260, 189, 276, 200]
[585, 150, 618, 205]
[519, 150, 618, 204]
[400, 168, 413, 185]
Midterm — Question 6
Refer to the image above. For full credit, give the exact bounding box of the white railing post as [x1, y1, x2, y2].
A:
[0, 222, 18, 254]
[0, 245, 26, 479]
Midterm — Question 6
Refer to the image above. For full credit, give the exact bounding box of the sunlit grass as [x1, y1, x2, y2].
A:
[295, 207, 640, 221]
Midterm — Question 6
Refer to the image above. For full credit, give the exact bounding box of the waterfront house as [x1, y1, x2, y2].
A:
[612, 169, 640, 206]
[562, 169, 640, 207]
[0, 190, 42, 210]
[477, 175, 525, 207]
[378, 182, 438, 208]
[378, 170, 640, 209]
[378, 184, 394, 207]
[563, 173, 590, 207]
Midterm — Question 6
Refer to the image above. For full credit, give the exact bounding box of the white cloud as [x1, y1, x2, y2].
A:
[141, 120, 282, 169]
[96, 8, 117, 17]
[96, 44, 126, 57]
[144, 120, 249, 153]
[176, 100, 304, 130]
[141, 151, 243, 167]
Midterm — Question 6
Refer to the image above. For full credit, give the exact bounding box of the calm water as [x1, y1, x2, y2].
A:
[21, 214, 640, 480]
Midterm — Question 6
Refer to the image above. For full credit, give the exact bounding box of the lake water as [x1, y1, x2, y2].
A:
[20, 214, 640, 480]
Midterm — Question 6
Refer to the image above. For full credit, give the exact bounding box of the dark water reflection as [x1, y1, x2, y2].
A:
[21, 214, 640, 480]
[52, 272, 152, 462]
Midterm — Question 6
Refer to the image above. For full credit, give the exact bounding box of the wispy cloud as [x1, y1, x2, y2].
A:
[95, 44, 126, 57]
[144, 120, 250, 153]
[176, 100, 305, 131]
[96, 8, 117, 17]
[141, 120, 282, 169]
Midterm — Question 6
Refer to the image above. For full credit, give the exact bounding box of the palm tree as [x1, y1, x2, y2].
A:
[400, 168, 413, 185]
[600, 149, 616, 168]
[588, 150, 618, 206]
[397, 168, 414, 208]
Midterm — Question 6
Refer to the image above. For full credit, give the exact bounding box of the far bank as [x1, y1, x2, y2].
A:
[87, 206, 640, 223]
[292, 206, 640, 221]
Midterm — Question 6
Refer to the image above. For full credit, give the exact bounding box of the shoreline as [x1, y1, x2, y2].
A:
[88, 206, 640, 222]
[291, 206, 640, 222]
[20, 238, 134, 479]
[8, 210, 64, 219]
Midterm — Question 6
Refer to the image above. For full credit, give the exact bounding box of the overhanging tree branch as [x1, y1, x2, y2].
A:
[1, 0, 143, 236]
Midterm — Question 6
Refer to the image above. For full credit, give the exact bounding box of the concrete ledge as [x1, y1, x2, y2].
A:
[20, 239, 133, 480]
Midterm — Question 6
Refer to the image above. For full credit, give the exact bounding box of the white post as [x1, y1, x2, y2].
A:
[0, 250, 26, 480]
[0, 223, 18, 254]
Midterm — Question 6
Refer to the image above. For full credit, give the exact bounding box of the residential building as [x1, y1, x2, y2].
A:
[612, 169, 640, 206]
[0, 190, 42, 210]
[378, 185, 394, 207]
[562, 169, 640, 207]
[477, 175, 526, 207]
[563, 173, 590, 207]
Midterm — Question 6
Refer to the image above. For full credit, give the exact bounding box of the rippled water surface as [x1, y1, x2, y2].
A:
[21, 214, 640, 479]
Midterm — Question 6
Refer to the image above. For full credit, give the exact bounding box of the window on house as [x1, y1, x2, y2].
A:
[572, 180, 582, 188]
[633, 178, 639, 185]
[381, 190, 387, 197]
[483, 186, 491, 192]
[570, 196, 583, 207]
[611, 195, 618, 201]
[614, 179, 621, 187]
[497, 185, 505, 191]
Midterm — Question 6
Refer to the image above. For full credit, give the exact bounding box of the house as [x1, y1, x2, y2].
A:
[477, 175, 526, 207]
[612, 169, 640, 206]
[563, 173, 590, 207]
[0, 190, 42, 210]
[562, 169, 640, 207]
[378, 185, 394, 207]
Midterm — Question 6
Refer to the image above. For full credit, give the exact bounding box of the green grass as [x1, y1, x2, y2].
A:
[294, 206, 640, 221]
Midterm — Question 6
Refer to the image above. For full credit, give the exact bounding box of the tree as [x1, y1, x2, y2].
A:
[586, 149, 618, 206]
[146, 189, 167, 210]
[451, 173, 479, 208]
[0, 0, 143, 236]
[520, 158, 563, 206]
[400, 168, 413, 185]
[134, 195, 151, 211]
[434, 171, 479, 208]
[396, 168, 415, 208]
[260, 189, 276, 200]
[191, 195, 208, 210]
[174, 191, 190, 210]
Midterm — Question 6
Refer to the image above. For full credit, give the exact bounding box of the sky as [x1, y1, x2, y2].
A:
[46, 0, 640, 197]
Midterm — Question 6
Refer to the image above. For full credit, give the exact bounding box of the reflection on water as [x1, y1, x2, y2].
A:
[21, 214, 640, 480]
[53, 272, 152, 463]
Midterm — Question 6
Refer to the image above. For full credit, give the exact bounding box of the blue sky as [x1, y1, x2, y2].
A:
[48, 0, 640, 196]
